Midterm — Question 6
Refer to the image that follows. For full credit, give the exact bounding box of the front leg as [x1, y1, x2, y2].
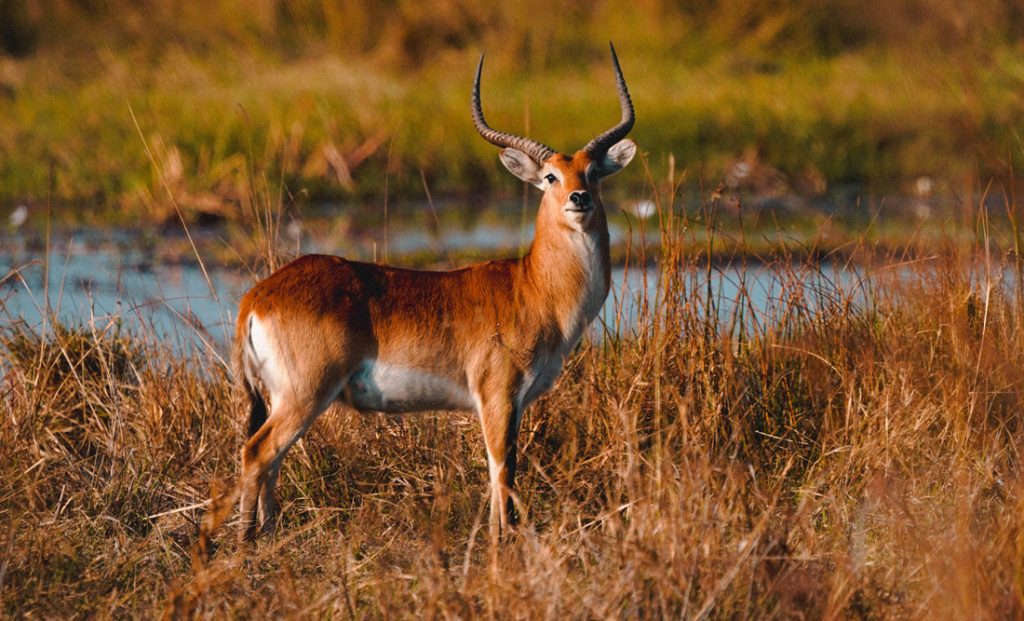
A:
[476, 392, 522, 544]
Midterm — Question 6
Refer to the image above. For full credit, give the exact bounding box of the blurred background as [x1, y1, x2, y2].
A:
[1, 0, 1023, 227]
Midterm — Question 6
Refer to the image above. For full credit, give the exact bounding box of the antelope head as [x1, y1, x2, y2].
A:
[471, 44, 637, 234]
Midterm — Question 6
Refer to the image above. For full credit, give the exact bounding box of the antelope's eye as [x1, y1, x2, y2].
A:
[544, 173, 557, 184]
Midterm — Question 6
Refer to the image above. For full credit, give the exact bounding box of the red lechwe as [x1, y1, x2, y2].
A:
[232, 44, 637, 544]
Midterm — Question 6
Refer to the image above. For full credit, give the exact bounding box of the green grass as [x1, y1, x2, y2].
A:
[2, 2, 1024, 224]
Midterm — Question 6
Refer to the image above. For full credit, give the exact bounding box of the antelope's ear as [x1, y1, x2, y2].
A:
[592, 139, 637, 178]
[499, 148, 544, 187]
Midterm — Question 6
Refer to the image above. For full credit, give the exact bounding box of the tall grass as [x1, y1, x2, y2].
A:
[2, 174, 1024, 617]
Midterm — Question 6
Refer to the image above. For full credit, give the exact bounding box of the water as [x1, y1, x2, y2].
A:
[1, 235, 249, 350]
[0, 229, 859, 353]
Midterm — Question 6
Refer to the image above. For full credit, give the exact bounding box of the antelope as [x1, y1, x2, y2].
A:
[232, 44, 636, 543]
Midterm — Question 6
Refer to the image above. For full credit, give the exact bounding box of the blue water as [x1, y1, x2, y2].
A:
[0, 230, 862, 353]
[1, 235, 248, 351]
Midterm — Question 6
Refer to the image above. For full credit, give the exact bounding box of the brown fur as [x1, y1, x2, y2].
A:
[234, 137, 635, 544]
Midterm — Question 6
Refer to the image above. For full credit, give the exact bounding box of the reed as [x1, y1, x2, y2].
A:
[2, 171, 1023, 617]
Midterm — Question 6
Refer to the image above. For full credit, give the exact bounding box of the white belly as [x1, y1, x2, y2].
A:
[341, 359, 474, 413]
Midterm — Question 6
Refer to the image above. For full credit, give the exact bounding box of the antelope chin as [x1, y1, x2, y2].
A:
[563, 206, 593, 229]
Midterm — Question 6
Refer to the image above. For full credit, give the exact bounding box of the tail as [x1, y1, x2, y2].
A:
[233, 305, 268, 438]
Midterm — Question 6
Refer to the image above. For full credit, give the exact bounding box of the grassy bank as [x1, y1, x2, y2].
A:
[3, 206, 1024, 617]
[2, 1, 1024, 224]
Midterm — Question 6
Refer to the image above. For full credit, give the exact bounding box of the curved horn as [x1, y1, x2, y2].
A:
[583, 43, 635, 156]
[472, 55, 556, 164]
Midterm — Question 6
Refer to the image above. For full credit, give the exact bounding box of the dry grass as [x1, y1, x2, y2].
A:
[3, 195, 1024, 618]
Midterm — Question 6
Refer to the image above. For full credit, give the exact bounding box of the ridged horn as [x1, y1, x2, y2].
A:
[583, 43, 635, 156]
[471, 54, 556, 164]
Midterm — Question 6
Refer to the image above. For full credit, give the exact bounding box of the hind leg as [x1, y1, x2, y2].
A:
[239, 396, 324, 541]
[257, 453, 284, 533]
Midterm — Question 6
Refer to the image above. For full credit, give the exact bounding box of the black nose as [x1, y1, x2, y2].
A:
[569, 191, 591, 207]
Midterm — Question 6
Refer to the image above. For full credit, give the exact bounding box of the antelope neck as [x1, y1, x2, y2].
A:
[516, 194, 611, 328]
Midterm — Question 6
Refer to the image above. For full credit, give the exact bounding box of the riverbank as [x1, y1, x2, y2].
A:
[2, 2, 1024, 223]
